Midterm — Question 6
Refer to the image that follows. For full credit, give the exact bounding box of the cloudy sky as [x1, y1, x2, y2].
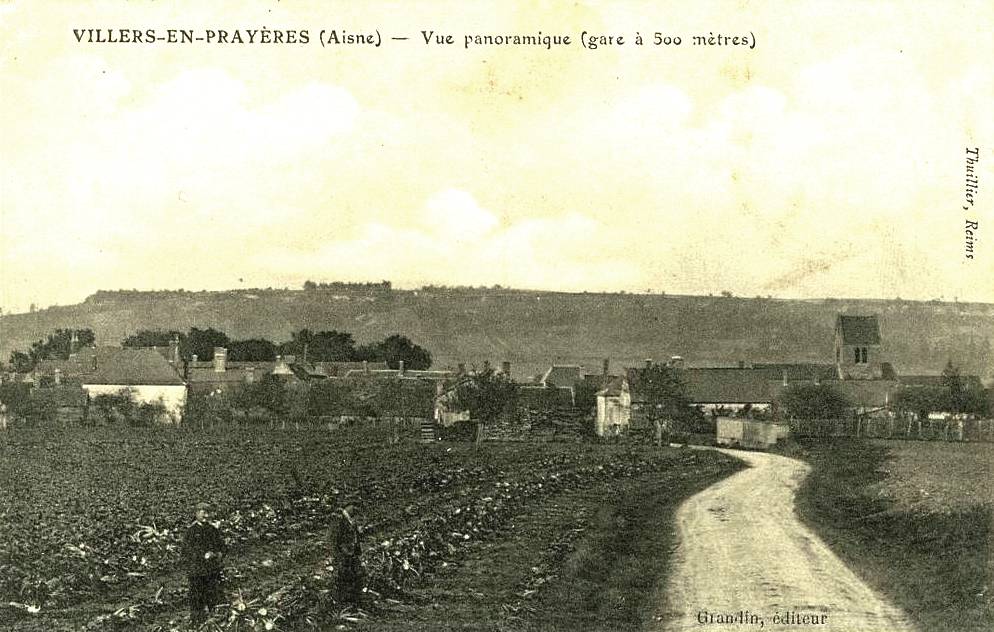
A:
[1, 0, 992, 312]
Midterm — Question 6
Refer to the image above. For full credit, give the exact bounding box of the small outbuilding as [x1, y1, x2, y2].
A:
[716, 417, 790, 449]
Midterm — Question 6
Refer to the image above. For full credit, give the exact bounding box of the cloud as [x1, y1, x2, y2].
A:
[2, 66, 359, 268]
[264, 190, 636, 291]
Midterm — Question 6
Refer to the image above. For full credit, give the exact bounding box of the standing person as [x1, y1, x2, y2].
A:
[184, 502, 226, 626]
[335, 501, 366, 606]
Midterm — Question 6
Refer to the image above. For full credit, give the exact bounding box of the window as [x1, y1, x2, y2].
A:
[854, 348, 860, 363]
[861, 347, 868, 363]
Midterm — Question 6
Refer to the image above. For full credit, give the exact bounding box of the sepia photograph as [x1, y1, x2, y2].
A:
[1, 1, 992, 631]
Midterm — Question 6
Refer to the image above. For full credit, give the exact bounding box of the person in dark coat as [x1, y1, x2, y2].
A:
[183, 502, 226, 625]
[335, 501, 365, 606]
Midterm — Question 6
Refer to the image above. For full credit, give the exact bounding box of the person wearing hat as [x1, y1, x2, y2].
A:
[335, 500, 366, 606]
[183, 502, 226, 625]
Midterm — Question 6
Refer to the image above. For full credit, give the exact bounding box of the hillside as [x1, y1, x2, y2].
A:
[1, 288, 992, 381]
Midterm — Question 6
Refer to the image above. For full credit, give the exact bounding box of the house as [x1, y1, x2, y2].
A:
[595, 376, 630, 437]
[185, 347, 278, 393]
[595, 363, 782, 436]
[834, 314, 884, 380]
[716, 417, 790, 449]
[593, 313, 903, 436]
[433, 362, 562, 427]
[680, 368, 781, 413]
[433, 377, 472, 426]
[79, 347, 187, 422]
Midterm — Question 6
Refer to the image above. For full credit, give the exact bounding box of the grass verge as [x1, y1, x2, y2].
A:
[793, 439, 993, 632]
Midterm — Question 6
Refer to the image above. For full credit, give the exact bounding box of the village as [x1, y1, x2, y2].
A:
[2, 313, 991, 447]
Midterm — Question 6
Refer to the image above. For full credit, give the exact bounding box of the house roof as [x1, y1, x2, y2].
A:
[187, 361, 276, 384]
[678, 368, 779, 404]
[836, 315, 881, 345]
[341, 368, 453, 381]
[517, 385, 575, 409]
[34, 347, 98, 379]
[83, 348, 184, 386]
[313, 361, 389, 377]
[751, 363, 838, 382]
[540, 365, 584, 388]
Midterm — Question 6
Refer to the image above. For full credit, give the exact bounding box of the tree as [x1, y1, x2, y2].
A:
[892, 386, 946, 421]
[370, 379, 433, 418]
[780, 383, 854, 419]
[306, 380, 360, 417]
[9, 351, 34, 373]
[228, 338, 277, 362]
[182, 327, 230, 361]
[359, 334, 432, 370]
[8, 328, 96, 372]
[122, 330, 184, 348]
[452, 367, 518, 443]
[233, 375, 288, 418]
[282, 329, 356, 362]
[635, 364, 694, 422]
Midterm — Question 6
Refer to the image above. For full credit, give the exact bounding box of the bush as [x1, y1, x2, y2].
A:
[91, 390, 168, 426]
[438, 419, 477, 442]
[779, 383, 853, 419]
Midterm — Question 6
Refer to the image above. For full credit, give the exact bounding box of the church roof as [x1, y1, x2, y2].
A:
[836, 315, 881, 345]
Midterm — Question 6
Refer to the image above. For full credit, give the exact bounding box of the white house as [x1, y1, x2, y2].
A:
[80, 347, 187, 422]
[595, 377, 631, 437]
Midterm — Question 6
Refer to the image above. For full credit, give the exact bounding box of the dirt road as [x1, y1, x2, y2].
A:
[654, 449, 915, 632]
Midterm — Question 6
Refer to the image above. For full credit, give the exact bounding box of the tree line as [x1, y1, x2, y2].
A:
[5, 327, 432, 372]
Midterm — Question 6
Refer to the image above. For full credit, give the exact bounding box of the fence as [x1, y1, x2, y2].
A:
[789, 416, 994, 442]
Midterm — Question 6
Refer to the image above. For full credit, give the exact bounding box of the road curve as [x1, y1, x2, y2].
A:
[653, 449, 915, 632]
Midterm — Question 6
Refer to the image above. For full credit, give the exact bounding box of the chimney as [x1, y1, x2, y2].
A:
[670, 355, 685, 369]
[739, 360, 745, 369]
[602, 358, 609, 376]
[192, 354, 198, 364]
[782, 369, 788, 387]
[169, 334, 180, 365]
[245, 366, 255, 384]
[213, 347, 227, 373]
[457, 362, 466, 375]
[645, 358, 653, 369]
[363, 360, 370, 374]
[501, 361, 511, 376]
[54, 368, 62, 385]
[399, 360, 406, 375]
[69, 331, 79, 357]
